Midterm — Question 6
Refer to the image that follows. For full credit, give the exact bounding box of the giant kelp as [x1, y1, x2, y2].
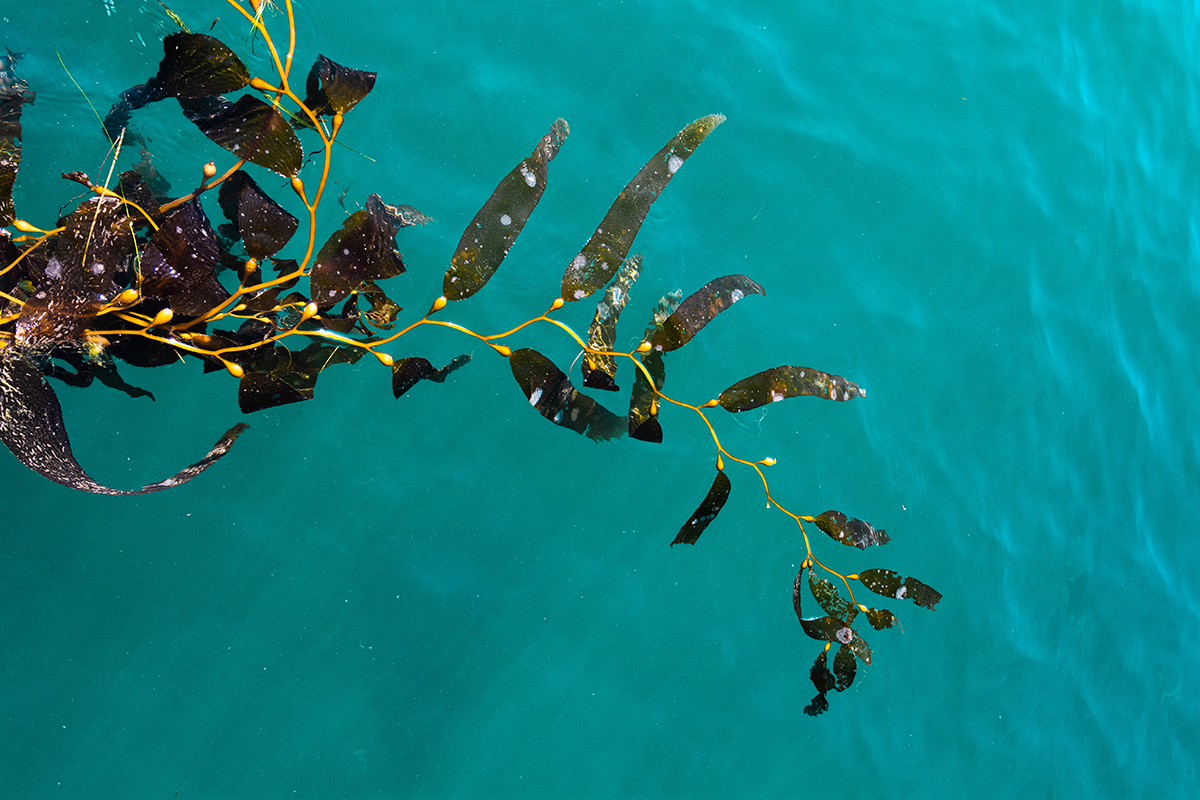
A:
[0, 0, 939, 715]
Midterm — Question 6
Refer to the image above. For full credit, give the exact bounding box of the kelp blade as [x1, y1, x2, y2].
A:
[647, 275, 764, 352]
[582, 254, 641, 391]
[0, 356, 247, 494]
[561, 114, 724, 302]
[671, 470, 731, 546]
[718, 365, 864, 412]
[509, 348, 624, 441]
[857, 568, 943, 610]
[180, 95, 302, 176]
[444, 119, 568, 301]
[1, 51, 33, 226]
[813, 510, 892, 549]
[392, 354, 471, 398]
[300, 54, 377, 119]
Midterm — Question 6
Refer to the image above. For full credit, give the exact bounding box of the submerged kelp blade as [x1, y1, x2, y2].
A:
[813, 510, 892, 549]
[391, 354, 471, 398]
[300, 54, 377, 119]
[444, 119, 568, 301]
[670, 469, 731, 546]
[155, 33, 250, 98]
[238, 341, 367, 413]
[805, 650, 834, 716]
[180, 95, 302, 176]
[718, 365, 864, 412]
[561, 114, 724, 302]
[1, 51, 34, 226]
[0, 356, 247, 494]
[311, 194, 429, 309]
[647, 275, 764, 352]
[583, 253, 641, 391]
[217, 171, 298, 259]
[856, 568, 943, 610]
[628, 290, 680, 441]
[509, 348, 624, 441]
[833, 643, 857, 691]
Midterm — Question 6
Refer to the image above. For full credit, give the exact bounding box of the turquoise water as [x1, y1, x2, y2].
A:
[2, 0, 1198, 797]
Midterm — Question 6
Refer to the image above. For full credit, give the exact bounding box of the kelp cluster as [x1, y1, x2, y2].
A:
[0, 0, 939, 714]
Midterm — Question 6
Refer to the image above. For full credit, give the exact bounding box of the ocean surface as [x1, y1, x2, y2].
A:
[2, 0, 1198, 797]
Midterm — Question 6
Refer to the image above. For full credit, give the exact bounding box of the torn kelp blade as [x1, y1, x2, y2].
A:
[300, 54, 377, 120]
[509, 347, 625, 441]
[1, 50, 34, 226]
[444, 119, 568, 301]
[311, 194, 429, 310]
[647, 275, 764, 353]
[0, 355, 247, 494]
[856, 568, 943, 610]
[812, 510, 892, 549]
[561, 114, 725, 302]
[670, 469, 731, 546]
[180, 94, 302, 176]
[718, 365, 864, 412]
[391, 354, 471, 398]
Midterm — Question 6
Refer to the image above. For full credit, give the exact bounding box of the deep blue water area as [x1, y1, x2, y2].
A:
[2, 1, 1198, 798]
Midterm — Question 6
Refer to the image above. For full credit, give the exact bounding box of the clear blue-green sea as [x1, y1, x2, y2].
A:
[3, 0, 1198, 797]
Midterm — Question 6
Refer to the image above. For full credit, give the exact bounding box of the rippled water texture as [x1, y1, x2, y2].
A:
[2, 1, 1197, 798]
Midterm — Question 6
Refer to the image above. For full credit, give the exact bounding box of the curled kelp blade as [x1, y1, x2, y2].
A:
[647, 275, 764, 353]
[670, 469, 731, 546]
[628, 290, 681, 442]
[444, 119, 568, 301]
[582, 253, 641, 391]
[561, 114, 724, 302]
[299, 54, 377, 121]
[0, 355, 247, 494]
[391, 354, 471, 398]
[718, 365, 864, 412]
[509, 347, 624, 441]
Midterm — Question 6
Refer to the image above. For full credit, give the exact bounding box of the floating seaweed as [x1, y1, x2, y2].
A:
[0, 0, 938, 716]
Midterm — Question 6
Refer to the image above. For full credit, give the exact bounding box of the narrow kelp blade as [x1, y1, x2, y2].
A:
[561, 114, 724, 302]
[670, 469, 731, 546]
[718, 365, 864, 412]
[217, 171, 298, 260]
[812, 510, 892, 550]
[444, 119, 568, 301]
[647, 275, 764, 352]
[856, 568, 943, 610]
[180, 94, 302, 176]
[391, 354, 471, 398]
[628, 290, 680, 442]
[299, 54, 377, 121]
[1, 50, 34, 226]
[0, 355, 247, 494]
[582, 254, 641, 391]
[509, 347, 624, 441]
[311, 194, 430, 309]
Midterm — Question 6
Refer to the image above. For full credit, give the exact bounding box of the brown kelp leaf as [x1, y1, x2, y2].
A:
[805, 650, 834, 716]
[856, 568, 943, 610]
[647, 275, 764, 352]
[808, 570, 855, 620]
[509, 347, 624, 441]
[311, 194, 429, 309]
[391, 354, 471, 398]
[1, 50, 34, 226]
[237, 341, 366, 413]
[0, 355, 247, 494]
[444, 119, 568, 301]
[561, 114, 724, 302]
[671, 469, 731, 547]
[582, 253, 641, 391]
[180, 95, 302, 176]
[299, 54, 377, 120]
[139, 199, 229, 316]
[217, 171, 298, 259]
[812, 510, 892, 549]
[865, 608, 898, 630]
[833, 643, 857, 691]
[628, 290, 680, 442]
[15, 195, 133, 346]
[718, 365, 864, 412]
[154, 32, 251, 99]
